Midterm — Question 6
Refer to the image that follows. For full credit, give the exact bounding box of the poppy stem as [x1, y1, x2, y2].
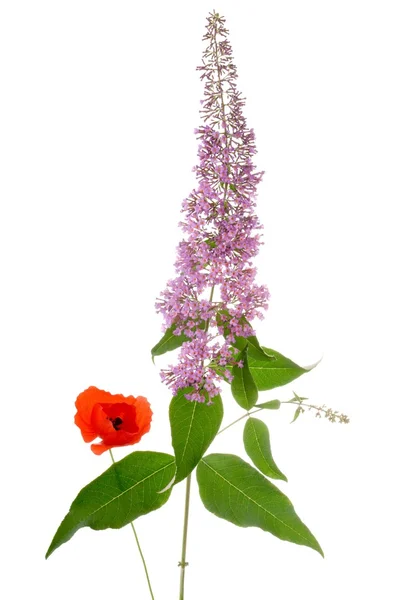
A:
[178, 473, 192, 600]
[109, 450, 155, 600]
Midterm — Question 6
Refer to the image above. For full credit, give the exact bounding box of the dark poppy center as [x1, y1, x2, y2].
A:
[109, 416, 123, 431]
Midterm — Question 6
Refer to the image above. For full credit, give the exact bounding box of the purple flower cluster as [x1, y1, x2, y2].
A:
[156, 12, 270, 402]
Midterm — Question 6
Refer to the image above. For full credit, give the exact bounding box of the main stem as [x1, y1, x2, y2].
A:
[178, 473, 192, 600]
[178, 283, 215, 600]
[109, 449, 155, 600]
[178, 22, 229, 598]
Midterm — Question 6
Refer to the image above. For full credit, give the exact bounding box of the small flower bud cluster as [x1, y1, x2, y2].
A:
[289, 394, 350, 424]
[312, 405, 350, 424]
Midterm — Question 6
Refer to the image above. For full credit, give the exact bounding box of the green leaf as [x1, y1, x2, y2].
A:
[151, 321, 207, 362]
[256, 399, 281, 410]
[248, 347, 310, 391]
[288, 391, 308, 403]
[197, 454, 323, 556]
[231, 346, 258, 410]
[243, 417, 287, 481]
[151, 324, 189, 359]
[234, 335, 275, 362]
[170, 388, 223, 484]
[46, 451, 176, 559]
[291, 406, 304, 423]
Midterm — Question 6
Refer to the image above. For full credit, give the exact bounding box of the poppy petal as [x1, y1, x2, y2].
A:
[90, 442, 112, 456]
[75, 387, 105, 424]
[134, 396, 153, 434]
[101, 429, 135, 447]
[91, 403, 116, 437]
[74, 412, 97, 443]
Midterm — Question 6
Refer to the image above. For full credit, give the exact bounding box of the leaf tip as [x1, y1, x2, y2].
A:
[304, 354, 323, 371]
[309, 534, 324, 558]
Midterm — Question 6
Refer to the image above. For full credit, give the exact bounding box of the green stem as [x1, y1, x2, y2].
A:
[281, 400, 318, 410]
[217, 398, 349, 438]
[178, 282, 216, 600]
[109, 449, 155, 600]
[178, 473, 192, 600]
[216, 400, 310, 438]
[217, 407, 264, 435]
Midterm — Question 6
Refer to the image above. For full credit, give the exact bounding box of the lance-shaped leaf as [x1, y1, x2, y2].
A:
[46, 451, 176, 559]
[197, 454, 323, 556]
[243, 417, 287, 481]
[231, 346, 258, 410]
[248, 347, 311, 391]
[151, 321, 207, 361]
[151, 324, 189, 359]
[291, 405, 305, 423]
[170, 388, 223, 483]
[256, 399, 281, 410]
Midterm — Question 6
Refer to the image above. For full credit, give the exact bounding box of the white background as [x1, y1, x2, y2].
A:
[1, 1, 399, 598]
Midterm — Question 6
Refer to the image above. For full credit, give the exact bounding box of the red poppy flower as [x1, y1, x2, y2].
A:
[74, 386, 152, 455]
